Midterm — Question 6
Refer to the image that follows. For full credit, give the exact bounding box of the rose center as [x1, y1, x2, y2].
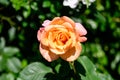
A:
[60, 34, 67, 43]
[57, 32, 70, 44]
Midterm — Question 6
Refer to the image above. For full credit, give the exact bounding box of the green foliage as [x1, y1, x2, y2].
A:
[0, 73, 15, 80]
[19, 56, 113, 80]
[0, 0, 9, 6]
[10, 0, 27, 10]
[7, 57, 21, 73]
[19, 62, 52, 80]
[77, 56, 100, 80]
[76, 56, 113, 80]
[0, 37, 22, 79]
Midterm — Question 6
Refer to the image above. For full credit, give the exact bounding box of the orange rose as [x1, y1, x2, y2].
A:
[37, 16, 87, 62]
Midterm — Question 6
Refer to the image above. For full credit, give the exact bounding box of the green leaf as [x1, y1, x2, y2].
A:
[8, 27, 16, 41]
[7, 57, 21, 73]
[31, 2, 38, 11]
[98, 73, 113, 80]
[95, 12, 106, 24]
[50, 4, 56, 13]
[0, 37, 5, 49]
[10, 0, 27, 10]
[0, 24, 3, 33]
[86, 19, 97, 30]
[42, 0, 51, 8]
[0, 73, 15, 80]
[3, 47, 19, 57]
[19, 62, 52, 80]
[0, 0, 10, 6]
[23, 5, 31, 18]
[76, 56, 100, 80]
[55, 64, 61, 73]
[118, 64, 120, 75]
[76, 56, 113, 80]
[0, 55, 7, 71]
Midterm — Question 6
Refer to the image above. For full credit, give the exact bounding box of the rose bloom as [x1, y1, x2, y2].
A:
[37, 16, 87, 62]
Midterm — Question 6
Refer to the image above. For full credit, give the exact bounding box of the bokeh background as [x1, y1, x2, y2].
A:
[0, 0, 120, 80]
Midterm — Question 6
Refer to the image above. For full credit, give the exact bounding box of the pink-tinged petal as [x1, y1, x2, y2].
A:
[78, 37, 87, 42]
[40, 44, 59, 62]
[42, 20, 51, 27]
[62, 16, 75, 27]
[60, 42, 82, 62]
[40, 31, 49, 46]
[37, 28, 49, 46]
[75, 23, 87, 36]
[37, 28, 44, 41]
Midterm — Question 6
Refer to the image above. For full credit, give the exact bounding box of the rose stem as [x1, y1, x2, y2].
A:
[69, 61, 76, 74]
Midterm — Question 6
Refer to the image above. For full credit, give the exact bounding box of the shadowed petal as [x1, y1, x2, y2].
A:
[60, 42, 82, 62]
[40, 44, 59, 62]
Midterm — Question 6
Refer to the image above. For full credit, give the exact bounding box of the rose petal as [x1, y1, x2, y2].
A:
[62, 16, 75, 27]
[62, 22, 74, 31]
[40, 44, 59, 62]
[45, 25, 65, 31]
[37, 28, 44, 41]
[50, 17, 64, 25]
[40, 30, 49, 46]
[42, 20, 51, 27]
[75, 23, 87, 36]
[78, 37, 87, 42]
[60, 42, 82, 62]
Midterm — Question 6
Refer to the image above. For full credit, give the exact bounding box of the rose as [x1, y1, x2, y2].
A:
[37, 16, 87, 62]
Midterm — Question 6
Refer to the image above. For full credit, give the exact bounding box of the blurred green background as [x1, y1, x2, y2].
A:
[0, 0, 120, 80]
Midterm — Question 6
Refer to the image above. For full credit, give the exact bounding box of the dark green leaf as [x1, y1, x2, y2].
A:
[0, 24, 3, 33]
